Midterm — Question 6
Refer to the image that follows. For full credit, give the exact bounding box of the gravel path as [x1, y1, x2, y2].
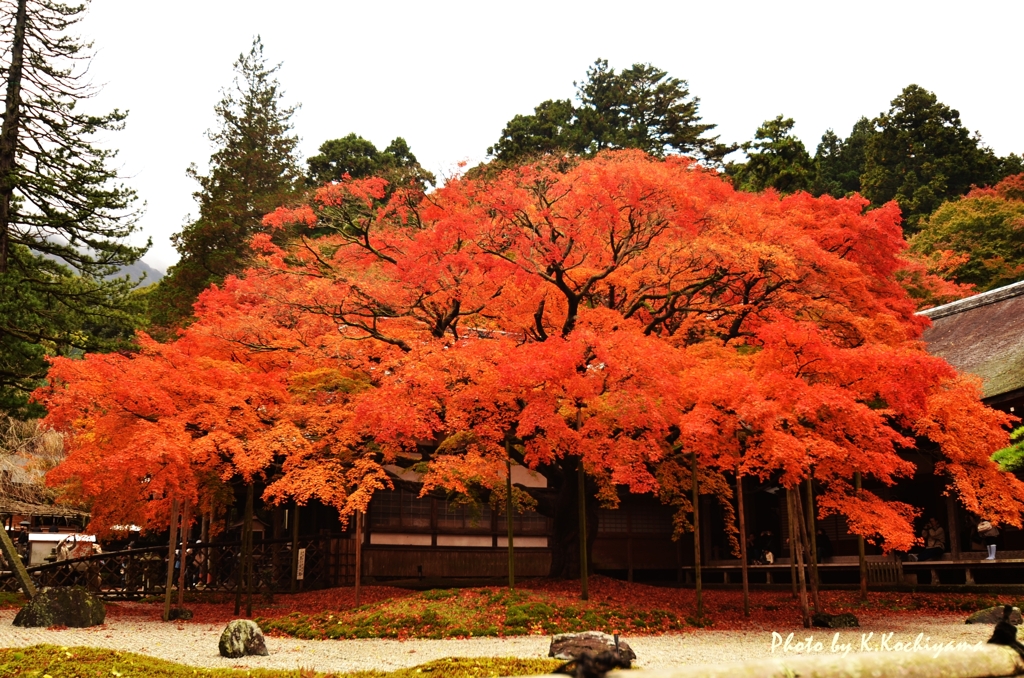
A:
[0, 610, 993, 673]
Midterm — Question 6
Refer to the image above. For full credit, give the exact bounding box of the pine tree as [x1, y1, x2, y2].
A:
[728, 115, 814, 193]
[151, 37, 300, 328]
[0, 0, 146, 416]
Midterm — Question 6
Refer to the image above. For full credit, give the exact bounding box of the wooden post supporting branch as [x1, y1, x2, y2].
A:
[577, 456, 589, 601]
[290, 503, 300, 594]
[788, 489, 810, 628]
[177, 501, 191, 608]
[163, 498, 180, 622]
[0, 521, 36, 599]
[692, 452, 703, 619]
[736, 473, 750, 617]
[244, 482, 254, 618]
[804, 476, 821, 614]
[855, 472, 868, 600]
[788, 489, 797, 597]
[506, 451, 515, 590]
[354, 508, 363, 606]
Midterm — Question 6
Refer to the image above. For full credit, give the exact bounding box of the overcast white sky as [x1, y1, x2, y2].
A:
[78, 0, 1024, 271]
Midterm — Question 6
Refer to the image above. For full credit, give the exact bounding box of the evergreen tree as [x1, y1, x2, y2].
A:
[0, 0, 145, 416]
[812, 118, 873, 198]
[861, 85, 999, 231]
[488, 59, 732, 165]
[151, 37, 300, 328]
[728, 115, 814, 193]
[307, 133, 434, 188]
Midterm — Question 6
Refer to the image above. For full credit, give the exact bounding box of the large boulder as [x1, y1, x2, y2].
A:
[812, 612, 860, 628]
[966, 606, 1022, 625]
[219, 619, 269, 658]
[13, 586, 105, 628]
[549, 631, 636, 662]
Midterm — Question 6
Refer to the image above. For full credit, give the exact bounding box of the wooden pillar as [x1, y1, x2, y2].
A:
[163, 499, 180, 622]
[244, 483, 254, 618]
[176, 501, 191, 608]
[736, 473, 750, 617]
[354, 509, 363, 606]
[788, 489, 810, 628]
[577, 456, 589, 601]
[804, 477, 821, 614]
[946, 493, 961, 561]
[691, 452, 703, 619]
[787, 490, 797, 597]
[506, 449, 515, 590]
[290, 503, 300, 594]
[855, 472, 867, 600]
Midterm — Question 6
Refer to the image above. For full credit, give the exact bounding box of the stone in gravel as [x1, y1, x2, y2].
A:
[219, 619, 269, 658]
[13, 586, 105, 628]
[966, 606, 1022, 625]
[549, 631, 636, 661]
[812, 612, 859, 628]
[167, 608, 193, 621]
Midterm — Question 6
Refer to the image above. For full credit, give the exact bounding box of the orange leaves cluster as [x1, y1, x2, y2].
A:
[37, 151, 1024, 547]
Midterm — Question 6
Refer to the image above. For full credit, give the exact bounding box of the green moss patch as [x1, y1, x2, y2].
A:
[0, 645, 562, 678]
[259, 587, 684, 640]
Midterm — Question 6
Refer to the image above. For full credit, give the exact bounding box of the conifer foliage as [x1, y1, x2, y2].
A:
[0, 0, 145, 416]
[151, 37, 300, 328]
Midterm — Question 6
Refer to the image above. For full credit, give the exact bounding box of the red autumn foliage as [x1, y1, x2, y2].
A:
[37, 151, 1023, 556]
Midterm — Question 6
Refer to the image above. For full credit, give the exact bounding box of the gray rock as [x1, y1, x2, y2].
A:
[219, 619, 269, 658]
[966, 606, 1022, 625]
[168, 607, 193, 621]
[549, 631, 636, 661]
[812, 612, 860, 628]
[13, 586, 105, 628]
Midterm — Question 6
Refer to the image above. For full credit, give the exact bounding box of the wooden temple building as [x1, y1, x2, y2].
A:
[340, 280, 1024, 586]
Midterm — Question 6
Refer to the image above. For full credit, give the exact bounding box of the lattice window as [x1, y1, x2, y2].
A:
[598, 508, 628, 534]
[369, 490, 402, 528]
[438, 500, 491, 530]
[631, 505, 672, 533]
[497, 508, 548, 534]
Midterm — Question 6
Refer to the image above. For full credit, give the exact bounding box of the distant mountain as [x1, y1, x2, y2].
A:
[113, 259, 164, 286]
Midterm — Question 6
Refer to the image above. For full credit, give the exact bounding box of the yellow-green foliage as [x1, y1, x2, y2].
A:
[0, 645, 562, 678]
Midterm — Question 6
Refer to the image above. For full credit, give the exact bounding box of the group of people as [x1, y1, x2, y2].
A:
[906, 516, 1001, 561]
[745, 528, 833, 565]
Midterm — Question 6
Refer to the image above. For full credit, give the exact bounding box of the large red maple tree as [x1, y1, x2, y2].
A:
[39, 152, 1024, 577]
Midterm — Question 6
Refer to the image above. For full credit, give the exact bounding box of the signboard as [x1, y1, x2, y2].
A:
[296, 548, 306, 581]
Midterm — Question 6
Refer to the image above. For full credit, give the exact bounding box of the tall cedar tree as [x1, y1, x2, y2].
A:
[488, 59, 732, 166]
[728, 115, 814, 194]
[151, 37, 300, 328]
[860, 85, 1000, 232]
[0, 0, 145, 416]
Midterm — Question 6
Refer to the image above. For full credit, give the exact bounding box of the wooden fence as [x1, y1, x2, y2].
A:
[0, 535, 355, 599]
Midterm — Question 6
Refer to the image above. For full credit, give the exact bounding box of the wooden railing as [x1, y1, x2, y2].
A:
[0, 535, 355, 599]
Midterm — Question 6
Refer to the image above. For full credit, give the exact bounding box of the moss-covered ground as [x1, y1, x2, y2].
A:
[0, 645, 562, 678]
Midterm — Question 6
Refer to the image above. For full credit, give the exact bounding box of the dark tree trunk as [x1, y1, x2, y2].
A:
[0, 0, 28, 274]
[546, 457, 598, 579]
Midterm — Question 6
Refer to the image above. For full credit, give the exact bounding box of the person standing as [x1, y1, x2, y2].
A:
[977, 520, 1000, 560]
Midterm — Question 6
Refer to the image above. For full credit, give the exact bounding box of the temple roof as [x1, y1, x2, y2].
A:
[919, 281, 1024, 399]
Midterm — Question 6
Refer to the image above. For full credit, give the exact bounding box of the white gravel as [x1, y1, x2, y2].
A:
[0, 610, 994, 673]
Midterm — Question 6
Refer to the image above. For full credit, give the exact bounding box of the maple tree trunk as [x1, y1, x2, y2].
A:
[692, 452, 703, 619]
[855, 471, 868, 601]
[546, 457, 597, 580]
[788, 489, 810, 627]
[163, 498, 180, 622]
[177, 501, 191, 608]
[802, 477, 821, 614]
[0, 0, 27, 274]
[736, 473, 749, 617]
